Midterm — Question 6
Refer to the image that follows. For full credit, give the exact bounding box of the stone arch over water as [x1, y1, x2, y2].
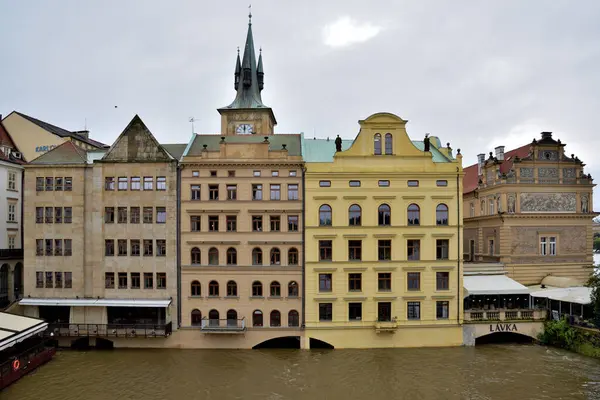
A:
[252, 336, 301, 349]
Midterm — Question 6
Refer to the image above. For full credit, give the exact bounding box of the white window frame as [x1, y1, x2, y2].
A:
[8, 171, 16, 191]
[488, 239, 495, 256]
[470, 202, 475, 217]
[8, 235, 15, 249]
[489, 200, 495, 215]
[8, 203, 16, 222]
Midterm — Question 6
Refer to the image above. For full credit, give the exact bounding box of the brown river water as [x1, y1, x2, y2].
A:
[3, 345, 600, 400]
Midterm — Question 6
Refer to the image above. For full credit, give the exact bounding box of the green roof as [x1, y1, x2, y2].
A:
[185, 134, 302, 157]
[412, 141, 453, 162]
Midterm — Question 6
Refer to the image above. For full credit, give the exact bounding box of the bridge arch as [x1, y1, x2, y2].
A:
[464, 321, 543, 346]
[308, 337, 335, 349]
[252, 336, 301, 349]
[475, 331, 536, 345]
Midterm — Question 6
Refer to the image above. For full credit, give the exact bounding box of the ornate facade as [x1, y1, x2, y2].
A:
[463, 132, 597, 285]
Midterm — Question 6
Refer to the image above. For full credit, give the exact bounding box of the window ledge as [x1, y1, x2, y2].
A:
[250, 296, 265, 299]
[431, 265, 455, 270]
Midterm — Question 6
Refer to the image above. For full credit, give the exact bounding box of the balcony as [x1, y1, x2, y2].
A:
[464, 309, 547, 322]
[200, 317, 246, 334]
[0, 249, 23, 260]
[45, 322, 172, 338]
[374, 318, 398, 333]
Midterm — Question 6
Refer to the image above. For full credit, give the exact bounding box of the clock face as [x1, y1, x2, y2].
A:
[236, 124, 254, 134]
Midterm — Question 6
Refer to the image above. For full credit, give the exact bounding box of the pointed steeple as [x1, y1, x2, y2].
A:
[257, 48, 264, 91]
[234, 47, 241, 90]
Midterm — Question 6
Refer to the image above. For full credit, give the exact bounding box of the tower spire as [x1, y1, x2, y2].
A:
[234, 47, 241, 90]
[257, 47, 264, 91]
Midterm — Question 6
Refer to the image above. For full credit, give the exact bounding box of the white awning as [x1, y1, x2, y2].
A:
[530, 287, 591, 305]
[0, 312, 48, 352]
[464, 275, 530, 295]
[19, 298, 172, 308]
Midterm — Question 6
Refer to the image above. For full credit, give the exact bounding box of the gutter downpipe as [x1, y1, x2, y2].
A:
[457, 167, 461, 323]
[176, 162, 182, 328]
[301, 165, 306, 329]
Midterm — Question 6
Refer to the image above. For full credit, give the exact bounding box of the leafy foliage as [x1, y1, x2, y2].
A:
[587, 274, 600, 327]
[539, 319, 600, 358]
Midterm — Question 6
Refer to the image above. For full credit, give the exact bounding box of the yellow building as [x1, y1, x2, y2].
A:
[303, 113, 464, 349]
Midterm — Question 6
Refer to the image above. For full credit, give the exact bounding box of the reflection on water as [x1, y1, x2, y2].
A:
[4, 345, 600, 400]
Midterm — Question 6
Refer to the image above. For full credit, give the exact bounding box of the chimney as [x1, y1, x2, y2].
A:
[494, 146, 505, 161]
[541, 132, 552, 140]
[73, 130, 89, 139]
[477, 153, 485, 176]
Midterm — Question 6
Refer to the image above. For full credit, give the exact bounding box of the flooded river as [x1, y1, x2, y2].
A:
[4, 345, 600, 400]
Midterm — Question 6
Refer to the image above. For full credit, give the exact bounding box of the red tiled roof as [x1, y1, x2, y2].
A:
[463, 144, 531, 194]
[0, 120, 16, 148]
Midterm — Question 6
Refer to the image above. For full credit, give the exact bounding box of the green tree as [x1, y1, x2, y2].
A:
[587, 273, 600, 327]
[594, 237, 600, 252]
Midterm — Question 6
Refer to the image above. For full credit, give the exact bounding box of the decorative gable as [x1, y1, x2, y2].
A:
[102, 115, 171, 162]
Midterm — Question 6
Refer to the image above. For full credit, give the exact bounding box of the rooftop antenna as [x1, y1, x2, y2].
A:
[84, 118, 87, 131]
[313, 127, 316, 140]
[189, 117, 198, 134]
[248, 4, 252, 24]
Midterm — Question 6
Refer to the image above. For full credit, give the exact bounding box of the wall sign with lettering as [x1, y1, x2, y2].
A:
[489, 323, 518, 332]
[35, 145, 57, 153]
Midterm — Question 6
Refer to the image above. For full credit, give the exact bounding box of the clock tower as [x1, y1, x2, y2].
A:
[218, 11, 276, 136]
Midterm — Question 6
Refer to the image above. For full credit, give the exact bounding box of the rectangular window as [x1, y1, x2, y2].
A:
[64, 272, 72, 288]
[378, 180, 390, 187]
[130, 240, 140, 256]
[319, 273, 332, 292]
[270, 215, 280, 231]
[36, 272, 43, 288]
[105, 273, 115, 289]
[117, 207, 127, 223]
[143, 239, 153, 256]
[118, 177, 128, 190]
[131, 273, 140, 289]
[378, 302, 392, 322]
[45, 177, 54, 191]
[104, 207, 114, 223]
[208, 216, 219, 231]
[143, 207, 153, 223]
[54, 239, 62, 256]
[470, 202, 475, 218]
[36, 177, 44, 191]
[117, 239, 127, 256]
[209, 184, 219, 200]
[489, 201, 495, 215]
[131, 177, 141, 190]
[105, 239, 114, 256]
[549, 237, 557, 256]
[64, 207, 72, 223]
[45, 207, 53, 223]
[378, 273, 392, 291]
[287, 184, 298, 200]
[156, 207, 166, 224]
[53, 207, 62, 223]
[252, 215, 263, 231]
[319, 303, 333, 321]
[252, 184, 263, 200]
[144, 273, 153, 289]
[156, 240, 166, 256]
[407, 240, 420, 261]
[45, 239, 53, 256]
[488, 239, 495, 256]
[64, 239, 72, 256]
[64, 177, 72, 191]
[8, 236, 15, 249]
[191, 185, 201, 200]
[143, 177, 153, 190]
[436, 239, 449, 260]
[271, 170, 279, 177]
[227, 171, 235, 177]
[349, 303, 362, 321]
[192, 170, 199, 177]
[226, 215, 237, 232]
[157, 273, 167, 289]
[36, 207, 43, 223]
[45, 271, 53, 288]
[253, 170, 261, 177]
[407, 272, 420, 291]
[436, 180, 448, 187]
[436, 301, 449, 319]
[226, 184, 237, 200]
[348, 273, 362, 292]
[130, 207, 140, 223]
[348, 240, 362, 261]
[8, 203, 16, 222]
[319, 180, 331, 187]
[319, 240, 332, 261]
[378, 240, 391, 261]
[55, 177, 63, 191]
[349, 180, 361, 187]
[540, 237, 547, 256]
[118, 272, 128, 289]
[270, 184, 281, 200]
[210, 171, 217, 177]
[407, 302, 421, 320]
[407, 180, 419, 187]
[436, 272, 450, 290]
[105, 177, 115, 191]
[156, 177, 166, 191]
[191, 216, 201, 232]
[288, 215, 299, 232]
[289, 170, 297, 177]
[8, 171, 16, 190]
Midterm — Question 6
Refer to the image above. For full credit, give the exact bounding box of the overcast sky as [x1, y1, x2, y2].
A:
[2, 1, 599, 209]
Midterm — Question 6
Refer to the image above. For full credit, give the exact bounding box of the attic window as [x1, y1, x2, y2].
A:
[210, 171, 217, 177]
[407, 180, 419, 187]
[319, 180, 331, 187]
[228, 171, 235, 177]
[349, 180, 361, 187]
[272, 171, 279, 177]
[436, 180, 448, 187]
[289, 170, 297, 177]
[253, 170, 261, 177]
[192, 171, 199, 177]
[378, 180, 390, 187]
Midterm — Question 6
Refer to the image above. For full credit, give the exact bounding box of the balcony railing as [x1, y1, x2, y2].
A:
[200, 317, 246, 334]
[464, 309, 547, 322]
[45, 322, 172, 338]
[374, 318, 399, 333]
[0, 249, 23, 259]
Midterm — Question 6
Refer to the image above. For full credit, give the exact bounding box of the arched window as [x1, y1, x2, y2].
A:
[378, 204, 391, 226]
[270, 310, 281, 327]
[470, 202, 475, 217]
[191, 247, 201, 265]
[208, 247, 219, 265]
[270, 281, 281, 297]
[288, 248, 299, 265]
[191, 309, 202, 326]
[436, 204, 449, 225]
[226, 247, 237, 265]
[288, 281, 299, 297]
[270, 248, 281, 265]
[349, 204, 362, 226]
[227, 280, 237, 297]
[407, 204, 420, 226]
[226, 309, 238, 327]
[208, 309, 219, 327]
[191, 280, 201, 296]
[252, 281, 263, 297]
[374, 133, 382, 155]
[253, 310, 263, 327]
[384, 133, 393, 155]
[319, 205, 332, 226]
[209, 280, 219, 296]
[288, 310, 300, 327]
[252, 247, 263, 265]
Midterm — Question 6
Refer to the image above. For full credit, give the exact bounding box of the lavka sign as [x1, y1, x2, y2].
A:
[489, 323, 518, 332]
